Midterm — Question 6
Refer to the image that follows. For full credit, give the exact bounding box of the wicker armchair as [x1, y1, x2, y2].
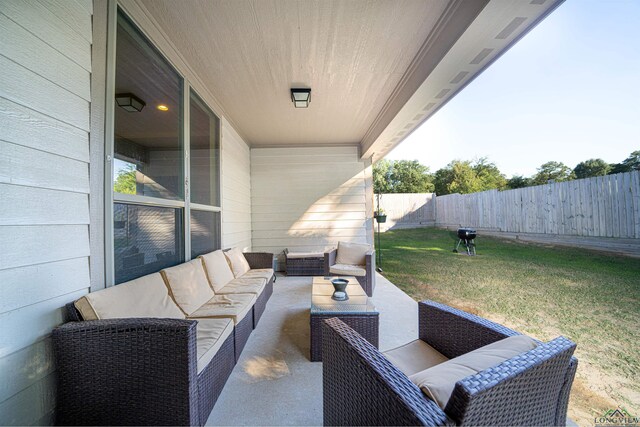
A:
[322, 301, 578, 426]
[324, 243, 376, 296]
[53, 317, 235, 426]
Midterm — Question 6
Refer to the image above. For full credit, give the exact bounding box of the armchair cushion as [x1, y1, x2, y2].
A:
[200, 250, 235, 292]
[224, 248, 251, 278]
[335, 241, 371, 266]
[196, 318, 234, 373]
[216, 277, 266, 295]
[383, 340, 448, 377]
[409, 334, 538, 409]
[74, 272, 185, 320]
[329, 263, 366, 277]
[161, 259, 215, 316]
[189, 293, 256, 325]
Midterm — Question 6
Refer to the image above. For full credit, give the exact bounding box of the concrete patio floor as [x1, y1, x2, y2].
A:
[206, 273, 417, 426]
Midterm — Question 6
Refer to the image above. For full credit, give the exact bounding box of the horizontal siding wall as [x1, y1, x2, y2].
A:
[251, 146, 373, 262]
[0, 0, 92, 424]
[222, 118, 252, 251]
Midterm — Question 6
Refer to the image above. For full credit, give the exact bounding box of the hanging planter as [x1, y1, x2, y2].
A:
[374, 210, 387, 223]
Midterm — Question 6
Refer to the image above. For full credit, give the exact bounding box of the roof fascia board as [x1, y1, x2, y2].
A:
[361, 0, 565, 162]
[359, 0, 488, 158]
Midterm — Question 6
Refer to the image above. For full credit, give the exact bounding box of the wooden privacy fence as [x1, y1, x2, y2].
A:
[434, 171, 640, 239]
[377, 193, 436, 231]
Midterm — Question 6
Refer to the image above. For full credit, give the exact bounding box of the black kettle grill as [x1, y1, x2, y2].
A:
[453, 228, 477, 255]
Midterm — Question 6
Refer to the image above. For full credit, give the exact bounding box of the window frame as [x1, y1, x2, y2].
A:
[104, 3, 223, 286]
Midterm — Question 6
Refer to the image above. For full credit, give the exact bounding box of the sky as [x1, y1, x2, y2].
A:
[387, 0, 640, 178]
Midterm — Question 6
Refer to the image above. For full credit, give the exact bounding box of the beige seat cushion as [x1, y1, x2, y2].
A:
[410, 335, 538, 409]
[161, 259, 215, 316]
[241, 268, 274, 283]
[196, 318, 234, 373]
[330, 263, 366, 277]
[336, 241, 371, 266]
[199, 250, 236, 292]
[383, 340, 449, 377]
[189, 293, 257, 325]
[286, 252, 322, 259]
[217, 277, 266, 295]
[224, 248, 251, 278]
[74, 273, 185, 320]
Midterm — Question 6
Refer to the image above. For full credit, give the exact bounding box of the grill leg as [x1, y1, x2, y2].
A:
[453, 239, 463, 253]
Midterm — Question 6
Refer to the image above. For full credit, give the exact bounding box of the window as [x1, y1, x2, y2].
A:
[107, 10, 221, 285]
[113, 14, 183, 201]
[190, 91, 220, 206]
[190, 210, 221, 258]
[114, 203, 184, 284]
[189, 90, 222, 258]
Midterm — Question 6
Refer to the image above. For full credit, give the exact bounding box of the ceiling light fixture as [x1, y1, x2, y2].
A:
[290, 88, 311, 108]
[157, 104, 169, 111]
[115, 93, 146, 112]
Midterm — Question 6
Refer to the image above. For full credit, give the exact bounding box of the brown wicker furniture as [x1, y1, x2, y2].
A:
[53, 250, 274, 426]
[284, 248, 325, 276]
[322, 301, 578, 426]
[310, 276, 379, 362]
[207, 251, 274, 330]
[324, 242, 376, 296]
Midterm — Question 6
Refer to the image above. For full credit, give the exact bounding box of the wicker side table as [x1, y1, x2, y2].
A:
[310, 276, 379, 362]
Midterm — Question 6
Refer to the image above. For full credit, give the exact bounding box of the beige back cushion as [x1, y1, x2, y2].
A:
[336, 241, 371, 266]
[74, 273, 185, 320]
[409, 335, 538, 409]
[224, 248, 251, 278]
[161, 259, 215, 316]
[199, 250, 235, 292]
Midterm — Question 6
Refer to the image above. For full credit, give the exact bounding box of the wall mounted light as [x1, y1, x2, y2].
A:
[290, 88, 311, 108]
[115, 93, 146, 112]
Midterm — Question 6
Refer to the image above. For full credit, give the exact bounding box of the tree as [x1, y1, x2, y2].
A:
[388, 160, 434, 193]
[114, 164, 137, 194]
[507, 175, 531, 189]
[609, 150, 640, 174]
[373, 159, 392, 193]
[373, 159, 433, 193]
[532, 161, 574, 185]
[446, 160, 481, 194]
[433, 158, 505, 195]
[473, 157, 507, 191]
[622, 150, 640, 171]
[573, 158, 610, 179]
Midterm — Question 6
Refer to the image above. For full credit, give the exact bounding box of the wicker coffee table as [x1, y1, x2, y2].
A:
[310, 276, 379, 362]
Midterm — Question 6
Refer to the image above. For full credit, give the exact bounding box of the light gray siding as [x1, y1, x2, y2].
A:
[250, 146, 373, 259]
[222, 118, 252, 250]
[0, 0, 92, 424]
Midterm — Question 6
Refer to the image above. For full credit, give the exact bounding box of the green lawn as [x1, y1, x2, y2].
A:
[377, 227, 640, 426]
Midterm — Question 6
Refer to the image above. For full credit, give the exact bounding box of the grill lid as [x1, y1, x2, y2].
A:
[457, 228, 477, 239]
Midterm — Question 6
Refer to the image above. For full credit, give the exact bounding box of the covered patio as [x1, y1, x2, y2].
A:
[0, 0, 572, 425]
[207, 273, 416, 425]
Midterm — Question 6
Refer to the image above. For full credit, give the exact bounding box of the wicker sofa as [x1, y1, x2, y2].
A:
[53, 250, 274, 426]
[324, 241, 376, 296]
[322, 301, 578, 426]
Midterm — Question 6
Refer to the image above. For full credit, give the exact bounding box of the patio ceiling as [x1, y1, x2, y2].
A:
[130, 0, 562, 159]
